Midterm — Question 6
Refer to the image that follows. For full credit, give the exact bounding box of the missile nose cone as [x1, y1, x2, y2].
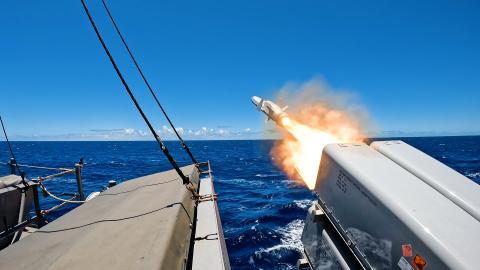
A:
[251, 96, 262, 106]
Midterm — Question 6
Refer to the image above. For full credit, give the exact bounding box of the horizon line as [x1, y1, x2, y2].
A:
[4, 133, 480, 142]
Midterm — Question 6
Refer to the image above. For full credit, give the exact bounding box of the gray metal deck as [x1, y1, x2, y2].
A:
[0, 165, 199, 270]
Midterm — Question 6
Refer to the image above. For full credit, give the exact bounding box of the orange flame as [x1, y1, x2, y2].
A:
[272, 104, 366, 190]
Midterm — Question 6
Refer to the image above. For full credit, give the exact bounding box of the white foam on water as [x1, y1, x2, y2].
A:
[256, 219, 305, 254]
[108, 160, 126, 165]
[467, 172, 480, 179]
[248, 255, 255, 265]
[293, 199, 313, 209]
[220, 178, 263, 186]
[255, 173, 282, 178]
[251, 219, 260, 231]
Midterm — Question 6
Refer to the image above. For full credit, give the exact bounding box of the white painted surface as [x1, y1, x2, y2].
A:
[371, 140, 480, 222]
[314, 143, 480, 270]
[192, 177, 229, 270]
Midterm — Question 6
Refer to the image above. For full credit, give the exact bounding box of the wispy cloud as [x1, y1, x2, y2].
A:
[89, 129, 125, 132]
[9, 126, 268, 141]
[7, 126, 479, 141]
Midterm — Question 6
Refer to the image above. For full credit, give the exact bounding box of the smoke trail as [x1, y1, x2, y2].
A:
[269, 78, 376, 188]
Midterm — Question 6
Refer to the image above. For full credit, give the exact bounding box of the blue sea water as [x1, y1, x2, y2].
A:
[1, 136, 479, 269]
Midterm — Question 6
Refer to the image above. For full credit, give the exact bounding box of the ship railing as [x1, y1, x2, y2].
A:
[0, 158, 87, 240]
[197, 161, 213, 179]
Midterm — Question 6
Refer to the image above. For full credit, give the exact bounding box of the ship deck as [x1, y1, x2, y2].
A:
[0, 165, 211, 269]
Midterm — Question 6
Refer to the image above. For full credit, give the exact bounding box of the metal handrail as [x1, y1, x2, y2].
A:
[0, 161, 71, 172]
[0, 158, 87, 239]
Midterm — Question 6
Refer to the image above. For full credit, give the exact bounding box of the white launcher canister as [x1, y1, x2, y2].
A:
[301, 141, 480, 270]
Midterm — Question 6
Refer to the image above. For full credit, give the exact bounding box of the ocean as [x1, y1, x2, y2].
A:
[1, 136, 479, 269]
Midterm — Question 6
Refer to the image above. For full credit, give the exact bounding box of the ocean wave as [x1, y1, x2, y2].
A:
[255, 173, 282, 178]
[293, 199, 313, 209]
[219, 178, 264, 186]
[256, 219, 304, 254]
[467, 172, 480, 179]
[108, 161, 127, 166]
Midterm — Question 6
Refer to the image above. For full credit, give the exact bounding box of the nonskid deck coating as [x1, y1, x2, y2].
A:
[0, 165, 199, 270]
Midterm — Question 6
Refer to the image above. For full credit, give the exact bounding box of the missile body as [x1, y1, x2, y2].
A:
[251, 96, 288, 125]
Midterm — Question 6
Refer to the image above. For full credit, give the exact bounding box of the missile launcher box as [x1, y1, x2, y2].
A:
[301, 142, 480, 270]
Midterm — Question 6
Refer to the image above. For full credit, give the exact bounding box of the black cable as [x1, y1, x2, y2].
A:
[98, 178, 178, 196]
[0, 116, 28, 187]
[100, 0, 198, 165]
[36, 202, 192, 233]
[79, 0, 190, 185]
[0, 116, 20, 175]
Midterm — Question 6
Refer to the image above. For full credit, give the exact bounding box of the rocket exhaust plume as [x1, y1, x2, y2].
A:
[252, 79, 371, 189]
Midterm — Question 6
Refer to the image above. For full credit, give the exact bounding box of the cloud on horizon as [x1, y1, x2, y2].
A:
[6, 126, 480, 141]
[9, 126, 269, 141]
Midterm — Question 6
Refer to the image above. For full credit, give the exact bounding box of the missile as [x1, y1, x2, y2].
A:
[251, 96, 289, 125]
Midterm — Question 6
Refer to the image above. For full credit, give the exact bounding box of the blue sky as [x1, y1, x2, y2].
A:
[1, 0, 479, 140]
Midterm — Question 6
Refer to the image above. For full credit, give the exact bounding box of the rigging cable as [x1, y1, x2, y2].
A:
[0, 116, 27, 188]
[38, 182, 85, 204]
[79, 0, 191, 186]
[100, 0, 198, 165]
[0, 116, 21, 175]
[1, 116, 30, 244]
